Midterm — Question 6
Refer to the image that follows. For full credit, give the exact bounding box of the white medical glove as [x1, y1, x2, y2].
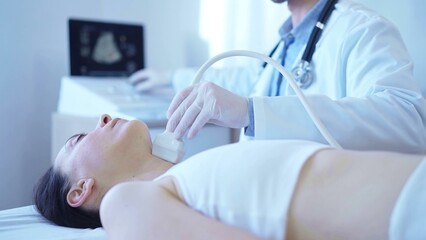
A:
[166, 81, 249, 139]
[128, 68, 172, 92]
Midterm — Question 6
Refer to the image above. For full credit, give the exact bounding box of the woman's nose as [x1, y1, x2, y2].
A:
[98, 114, 112, 127]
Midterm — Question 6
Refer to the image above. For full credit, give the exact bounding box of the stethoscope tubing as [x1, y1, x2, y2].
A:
[302, 0, 338, 62]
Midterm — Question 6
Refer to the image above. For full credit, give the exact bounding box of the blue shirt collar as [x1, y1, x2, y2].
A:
[279, 0, 329, 42]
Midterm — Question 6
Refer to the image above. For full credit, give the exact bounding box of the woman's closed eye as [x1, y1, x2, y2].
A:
[65, 133, 87, 150]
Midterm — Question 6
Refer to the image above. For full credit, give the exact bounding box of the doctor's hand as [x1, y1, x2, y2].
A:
[128, 69, 172, 92]
[166, 81, 249, 139]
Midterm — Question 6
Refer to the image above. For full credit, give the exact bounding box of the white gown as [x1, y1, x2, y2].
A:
[156, 140, 330, 240]
[390, 157, 426, 240]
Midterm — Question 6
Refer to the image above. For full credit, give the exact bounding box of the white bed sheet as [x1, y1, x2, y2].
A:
[0, 205, 107, 240]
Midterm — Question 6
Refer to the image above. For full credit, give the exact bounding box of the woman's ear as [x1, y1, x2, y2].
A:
[66, 178, 95, 208]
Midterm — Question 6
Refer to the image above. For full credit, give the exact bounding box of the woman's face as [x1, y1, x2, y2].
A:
[54, 114, 152, 187]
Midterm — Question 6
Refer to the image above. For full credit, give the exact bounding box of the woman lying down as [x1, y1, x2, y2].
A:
[34, 114, 425, 240]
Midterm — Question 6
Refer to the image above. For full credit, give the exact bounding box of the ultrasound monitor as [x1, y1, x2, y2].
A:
[69, 19, 144, 77]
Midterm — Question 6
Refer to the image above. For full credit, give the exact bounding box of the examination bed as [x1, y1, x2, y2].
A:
[0, 205, 107, 239]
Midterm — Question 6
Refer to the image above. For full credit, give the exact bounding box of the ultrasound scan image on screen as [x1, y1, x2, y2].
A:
[69, 19, 145, 77]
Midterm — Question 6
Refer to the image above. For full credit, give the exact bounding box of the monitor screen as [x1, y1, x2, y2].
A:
[69, 19, 144, 77]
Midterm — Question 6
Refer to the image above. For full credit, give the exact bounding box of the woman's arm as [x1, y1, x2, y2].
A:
[286, 149, 423, 240]
[100, 180, 260, 240]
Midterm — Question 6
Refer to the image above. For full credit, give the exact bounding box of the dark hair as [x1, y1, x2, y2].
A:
[33, 167, 102, 228]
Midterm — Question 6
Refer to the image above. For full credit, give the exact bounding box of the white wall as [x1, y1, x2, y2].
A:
[199, 0, 290, 67]
[0, 0, 76, 210]
[0, 0, 203, 210]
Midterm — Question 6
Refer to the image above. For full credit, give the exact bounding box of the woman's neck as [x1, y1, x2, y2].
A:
[288, 0, 318, 26]
[135, 155, 174, 181]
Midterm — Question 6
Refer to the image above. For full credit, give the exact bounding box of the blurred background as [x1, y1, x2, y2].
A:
[0, 0, 424, 210]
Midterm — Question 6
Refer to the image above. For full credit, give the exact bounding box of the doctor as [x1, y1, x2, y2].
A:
[132, 0, 426, 154]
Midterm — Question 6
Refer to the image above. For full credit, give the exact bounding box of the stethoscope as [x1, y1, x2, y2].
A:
[263, 0, 338, 89]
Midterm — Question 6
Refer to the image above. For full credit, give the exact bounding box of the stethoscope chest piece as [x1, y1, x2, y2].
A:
[292, 60, 313, 89]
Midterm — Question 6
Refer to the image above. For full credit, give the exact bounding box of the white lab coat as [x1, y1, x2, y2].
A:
[249, 0, 426, 153]
[172, 0, 426, 153]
